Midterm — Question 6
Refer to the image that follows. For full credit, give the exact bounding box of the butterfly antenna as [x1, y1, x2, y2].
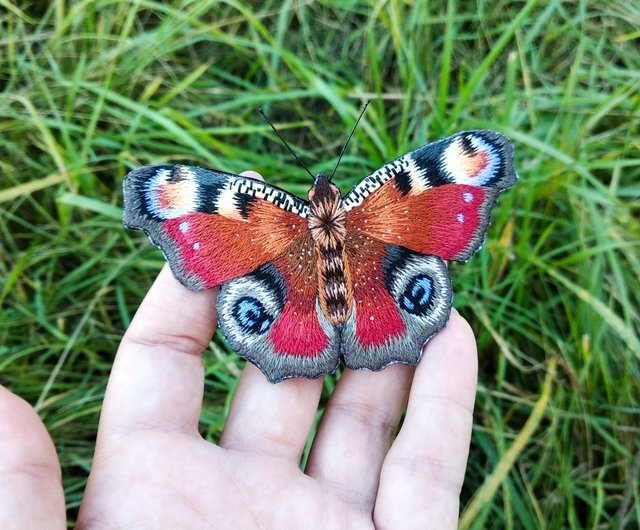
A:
[258, 108, 315, 179]
[330, 98, 371, 181]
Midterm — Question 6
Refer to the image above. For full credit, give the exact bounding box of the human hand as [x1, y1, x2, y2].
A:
[77, 171, 478, 529]
[0, 385, 66, 529]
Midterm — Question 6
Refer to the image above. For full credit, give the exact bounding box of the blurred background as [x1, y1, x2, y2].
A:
[1, 0, 639, 527]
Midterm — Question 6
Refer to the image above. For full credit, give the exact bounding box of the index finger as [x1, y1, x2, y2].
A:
[99, 265, 216, 437]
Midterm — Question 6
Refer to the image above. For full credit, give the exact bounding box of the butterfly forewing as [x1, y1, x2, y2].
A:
[344, 130, 517, 262]
[123, 165, 311, 290]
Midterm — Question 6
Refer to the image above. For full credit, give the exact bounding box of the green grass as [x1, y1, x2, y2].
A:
[1, 0, 639, 527]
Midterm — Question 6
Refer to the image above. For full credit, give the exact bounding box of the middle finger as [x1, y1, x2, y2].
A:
[219, 365, 323, 463]
[305, 365, 413, 511]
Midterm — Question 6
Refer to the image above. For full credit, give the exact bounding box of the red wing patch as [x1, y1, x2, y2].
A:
[346, 233, 406, 348]
[162, 201, 306, 289]
[269, 235, 329, 357]
[346, 182, 492, 261]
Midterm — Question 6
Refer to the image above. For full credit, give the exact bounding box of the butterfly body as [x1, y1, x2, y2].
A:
[124, 130, 517, 383]
[308, 173, 353, 325]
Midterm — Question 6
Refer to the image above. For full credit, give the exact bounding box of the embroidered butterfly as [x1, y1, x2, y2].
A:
[123, 128, 517, 383]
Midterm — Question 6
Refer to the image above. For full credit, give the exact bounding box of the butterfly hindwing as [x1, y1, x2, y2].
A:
[344, 130, 517, 262]
[123, 165, 309, 290]
[341, 236, 452, 370]
[217, 234, 340, 383]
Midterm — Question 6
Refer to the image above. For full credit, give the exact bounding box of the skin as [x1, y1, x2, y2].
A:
[0, 171, 478, 529]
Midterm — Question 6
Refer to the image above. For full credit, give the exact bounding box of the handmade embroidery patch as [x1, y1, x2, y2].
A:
[123, 130, 517, 383]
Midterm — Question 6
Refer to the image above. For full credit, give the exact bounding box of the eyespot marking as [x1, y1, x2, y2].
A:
[399, 274, 434, 315]
[232, 296, 273, 334]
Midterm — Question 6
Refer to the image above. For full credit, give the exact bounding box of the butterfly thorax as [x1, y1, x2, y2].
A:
[308, 173, 353, 326]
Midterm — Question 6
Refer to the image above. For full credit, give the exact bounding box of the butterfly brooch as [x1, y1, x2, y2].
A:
[123, 109, 517, 383]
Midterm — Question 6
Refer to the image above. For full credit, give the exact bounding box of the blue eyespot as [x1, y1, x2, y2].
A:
[400, 275, 433, 315]
[232, 297, 272, 334]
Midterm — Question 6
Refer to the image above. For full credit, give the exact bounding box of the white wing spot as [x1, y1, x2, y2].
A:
[463, 192, 474, 203]
[457, 213, 465, 223]
[179, 221, 190, 233]
[193, 242, 201, 250]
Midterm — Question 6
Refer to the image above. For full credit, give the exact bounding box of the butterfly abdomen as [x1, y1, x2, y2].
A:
[317, 243, 353, 325]
[308, 174, 353, 326]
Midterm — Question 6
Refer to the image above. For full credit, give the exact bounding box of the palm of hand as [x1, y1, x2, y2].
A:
[80, 432, 376, 528]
